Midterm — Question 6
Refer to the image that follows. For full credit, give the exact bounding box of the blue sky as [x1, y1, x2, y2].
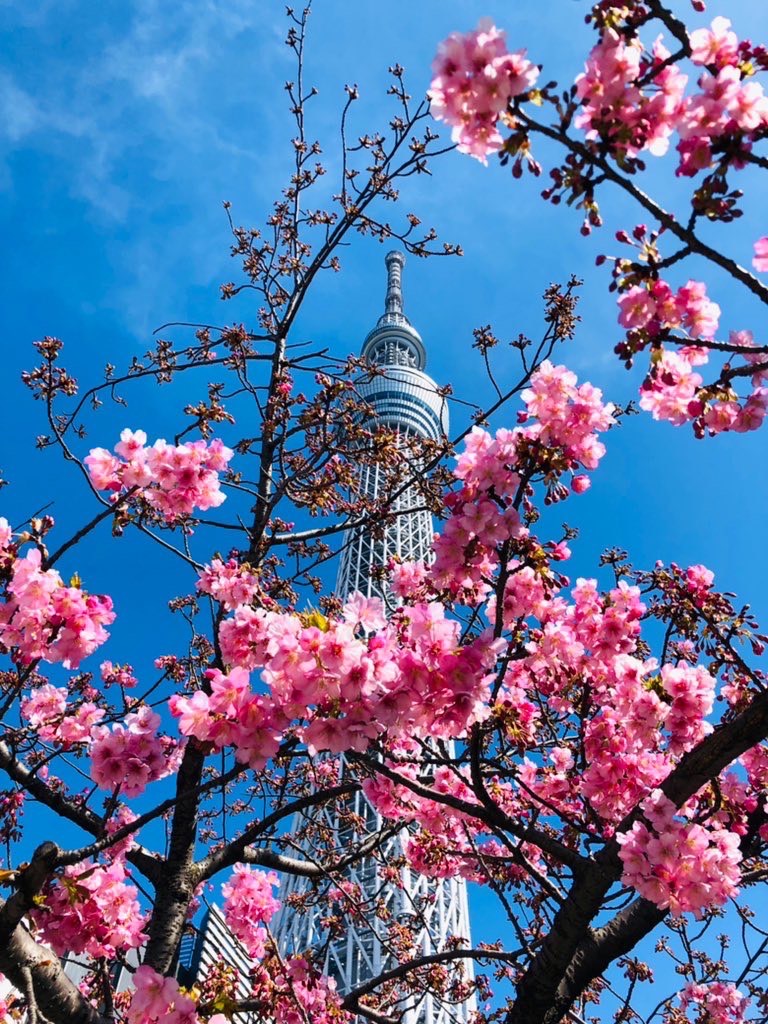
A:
[2, 0, 768, 1005]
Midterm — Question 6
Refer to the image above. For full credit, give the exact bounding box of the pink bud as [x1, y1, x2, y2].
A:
[571, 474, 591, 494]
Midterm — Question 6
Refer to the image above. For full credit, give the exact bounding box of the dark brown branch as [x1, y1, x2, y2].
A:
[342, 946, 522, 1008]
[0, 740, 159, 883]
[195, 781, 360, 880]
[517, 109, 768, 306]
[0, 843, 104, 1024]
[504, 688, 768, 1024]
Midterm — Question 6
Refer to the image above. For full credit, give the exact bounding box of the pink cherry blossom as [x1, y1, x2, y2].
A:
[689, 17, 739, 69]
[661, 661, 715, 755]
[31, 856, 147, 958]
[571, 474, 591, 494]
[429, 20, 538, 162]
[0, 547, 115, 668]
[0, 517, 13, 551]
[100, 659, 138, 688]
[679, 981, 749, 1024]
[575, 31, 687, 159]
[390, 559, 428, 600]
[618, 287, 657, 330]
[196, 558, 264, 610]
[431, 362, 613, 603]
[86, 430, 233, 523]
[90, 706, 176, 797]
[639, 347, 704, 426]
[221, 864, 280, 959]
[753, 236, 768, 273]
[617, 790, 741, 917]
[127, 967, 194, 1024]
[342, 591, 387, 632]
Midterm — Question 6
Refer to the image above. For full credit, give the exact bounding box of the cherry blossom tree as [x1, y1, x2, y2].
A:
[1, 6, 768, 1024]
[429, 3, 768, 437]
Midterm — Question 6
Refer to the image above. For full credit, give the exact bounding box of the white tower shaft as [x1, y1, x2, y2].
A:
[274, 253, 475, 1024]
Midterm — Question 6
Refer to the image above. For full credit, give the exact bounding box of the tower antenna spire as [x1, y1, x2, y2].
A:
[384, 250, 406, 317]
[364, 250, 426, 370]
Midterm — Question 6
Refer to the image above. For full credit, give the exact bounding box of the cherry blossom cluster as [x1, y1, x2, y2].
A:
[580, 656, 714, 820]
[85, 428, 233, 523]
[573, 18, 768, 171]
[152, 947, 346, 1024]
[197, 558, 268, 611]
[245, 955, 351, 1024]
[365, 751, 547, 885]
[364, 754, 474, 831]
[492, 563, 552, 629]
[169, 664, 281, 768]
[429, 19, 538, 161]
[637, 338, 768, 434]
[100, 659, 138, 688]
[430, 15, 768, 168]
[431, 17, 768, 436]
[679, 33, 768, 175]
[431, 426, 524, 603]
[104, 804, 140, 859]
[518, 360, 616, 466]
[126, 966, 228, 1024]
[0, 546, 115, 669]
[90, 705, 181, 798]
[683, 562, 716, 602]
[677, 981, 750, 1024]
[580, 655, 672, 823]
[614, 267, 768, 433]
[754, 236, 768, 272]
[742, 743, 768, 793]
[614, 256, 768, 432]
[501, 577, 653, 821]
[20, 682, 104, 746]
[740, 747, 768, 845]
[171, 595, 501, 759]
[0, 788, 24, 848]
[575, 30, 687, 160]
[617, 279, 721, 342]
[431, 361, 614, 603]
[389, 558, 429, 600]
[617, 789, 742, 918]
[661, 661, 716, 755]
[221, 865, 280, 959]
[431, 550, 733, 844]
[31, 856, 147, 958]
[493, 564, 736, 830]
[0, 517, 12, 557]
[368, 551, 736, 878]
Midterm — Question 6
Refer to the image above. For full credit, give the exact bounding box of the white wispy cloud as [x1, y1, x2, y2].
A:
[2, 0, 294, 332]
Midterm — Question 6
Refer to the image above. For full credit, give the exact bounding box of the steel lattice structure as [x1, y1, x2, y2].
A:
[273, 253, 476, 1024]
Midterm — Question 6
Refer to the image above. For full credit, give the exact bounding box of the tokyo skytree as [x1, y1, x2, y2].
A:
[273, 252, 476, 1024]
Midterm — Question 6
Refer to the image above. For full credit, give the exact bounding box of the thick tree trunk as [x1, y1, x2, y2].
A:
[0, 919, 104, 1024]
[504, 688, 768, 1024]
[142, 743, 205, 972]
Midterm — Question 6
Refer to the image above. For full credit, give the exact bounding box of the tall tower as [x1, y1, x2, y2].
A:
[273, 253, 475, 1024]
[334, 250, 448, 606]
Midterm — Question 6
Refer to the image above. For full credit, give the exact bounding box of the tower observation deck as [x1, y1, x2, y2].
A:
[273, 253, 475, 1024]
